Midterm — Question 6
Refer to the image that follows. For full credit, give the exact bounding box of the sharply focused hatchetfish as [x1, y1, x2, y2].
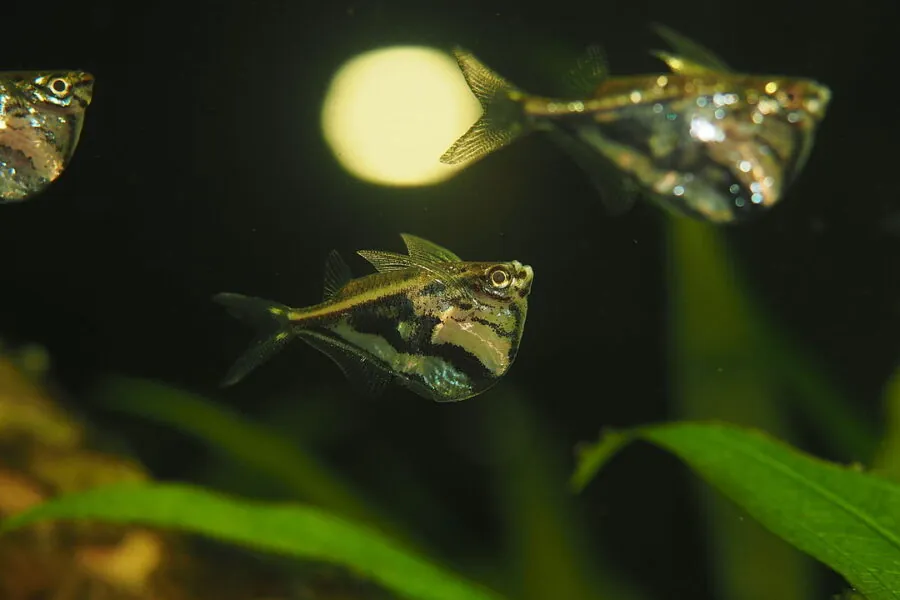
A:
[441, 25, 831, 224]
[0, 70, 94, 203]
[214, 234, 534, 402]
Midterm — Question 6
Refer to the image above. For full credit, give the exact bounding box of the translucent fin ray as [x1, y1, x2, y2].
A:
[297, 331, 392, 397]
[322, 250, 352, 300]
[358, 235, 474, 301]
[650, 23, 732, 73]
[400, 233, 463, 263]
[439, 47, 529, 166]
[545, 126, 638, 216]
[651, 51, 722, 76]
[213, 293, 295, 387]
[564, 44, 610, 97]
[356, 250, 419, 274]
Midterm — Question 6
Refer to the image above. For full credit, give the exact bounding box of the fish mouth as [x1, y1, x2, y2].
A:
[512, 261, 534, 296]
[801, 81, 831, 120]
[77, 72, 96, 102]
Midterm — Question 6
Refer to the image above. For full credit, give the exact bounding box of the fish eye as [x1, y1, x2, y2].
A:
[487, 266, 511, 289]
[49, 77, 71, 97]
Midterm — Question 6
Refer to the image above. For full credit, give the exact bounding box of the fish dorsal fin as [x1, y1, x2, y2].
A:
[400, 233, 463, 263]
[564, 44, 610, 97]
[297, 331, 391, 397]
[650, 23, 732, 74]
[357, 236, 474, 301]
[322, 250, 352, 300]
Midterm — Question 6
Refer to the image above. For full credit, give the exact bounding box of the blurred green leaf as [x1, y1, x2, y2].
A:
[874, 365, 900, 481]
[667, 218, 875, 463]
[486, 386, 647, 600]
[573, 421, 900, 599]
[570, 428, 634, 493]
[1, 482, 504, 600]
[667, 218, 815, 600]
[91, 376, 412, 542]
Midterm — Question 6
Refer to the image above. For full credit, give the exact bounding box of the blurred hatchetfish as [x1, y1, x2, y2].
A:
[0, 70, 94, 203]
[441, 24, 831, 224]
[214, 234, 534, 402]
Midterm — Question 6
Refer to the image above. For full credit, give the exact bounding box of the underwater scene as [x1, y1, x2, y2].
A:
[0, 0, 897, 598]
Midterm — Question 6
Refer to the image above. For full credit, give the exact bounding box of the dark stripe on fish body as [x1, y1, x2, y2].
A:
[344, 294, 430, 353]
[422, 337, 500, 382]
[467, 316, 512, 339]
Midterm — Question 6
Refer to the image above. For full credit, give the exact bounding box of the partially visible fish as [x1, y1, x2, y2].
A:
[441, 24, 831, 224]
[214, 234, 534, 402]
[0, 70, 94, 203]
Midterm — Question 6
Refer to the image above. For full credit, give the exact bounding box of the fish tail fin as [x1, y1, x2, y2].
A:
[440, 47, 531, 166]
[213, 292, 295, 387]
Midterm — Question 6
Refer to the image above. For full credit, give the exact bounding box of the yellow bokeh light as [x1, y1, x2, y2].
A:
[321, 46, 482, 187]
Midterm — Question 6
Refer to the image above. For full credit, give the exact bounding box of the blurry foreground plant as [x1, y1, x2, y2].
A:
[0, 345, 400, 600]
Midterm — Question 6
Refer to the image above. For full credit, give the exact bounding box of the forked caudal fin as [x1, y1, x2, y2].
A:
[440, 48, 531, 166]
[213, 293, 294, 387]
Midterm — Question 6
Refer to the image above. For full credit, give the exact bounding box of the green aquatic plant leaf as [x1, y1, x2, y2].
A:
[486, 386, 648, 600]
[573, 422, 900, 599]
[1, 482, 504, 600]
[91, 376, 413, 542]
[667, 217, 815, 600]
[571, 428, 635, 493]
[874, 365, 900, 482]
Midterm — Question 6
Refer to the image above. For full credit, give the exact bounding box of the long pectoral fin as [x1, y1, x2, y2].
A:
[545, 126, 638, 216]
[356, 250, 419, 273]
[297, 331, 392, 397]
[357, 249, 475, 301]
[650, 23, 732, 74]
[400, 233, 463, 263]
[651, 51, 722, 76]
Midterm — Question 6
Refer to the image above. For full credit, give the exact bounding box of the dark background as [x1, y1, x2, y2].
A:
[1, 0, 897, 598]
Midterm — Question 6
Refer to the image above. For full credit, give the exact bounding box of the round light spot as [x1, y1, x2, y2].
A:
[321, 46, 482, 187]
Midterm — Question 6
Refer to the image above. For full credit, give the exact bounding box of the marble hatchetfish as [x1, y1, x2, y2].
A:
[0, 70, 94, 203]
[440, 24, 831, 224]
[214, 234, 534, 402]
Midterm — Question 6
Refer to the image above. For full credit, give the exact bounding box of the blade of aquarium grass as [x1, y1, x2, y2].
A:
[1, 483, 505, 600]
[572, 422, 900, 600]
[485, 385, 647, 600]
[667, 219, 875, 460]
[90, 376, 415, 546]
[667, 218, 814, 600]
[761, 318, 878, 461]
[873, 365, 900, 481]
